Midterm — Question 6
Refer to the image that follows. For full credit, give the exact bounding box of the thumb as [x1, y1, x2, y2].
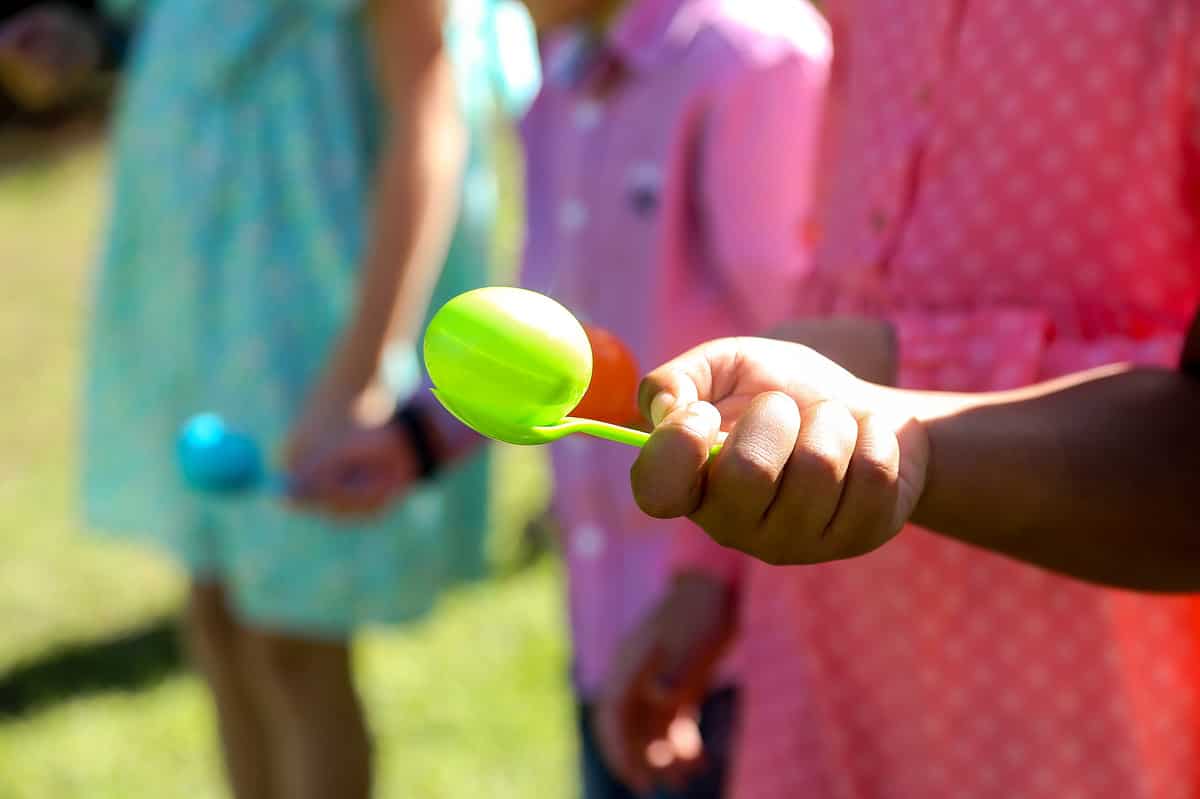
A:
[631, 401, 721, 520]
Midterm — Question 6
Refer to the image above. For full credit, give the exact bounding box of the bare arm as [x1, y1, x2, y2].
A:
[288, 0, 465, 462]
[903, 363, 1200, 591]
[629, 315, 1200, 593]
[305, 0, 464, 416]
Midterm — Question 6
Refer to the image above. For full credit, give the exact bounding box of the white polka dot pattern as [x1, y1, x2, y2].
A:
[731, 1, 1200, 797]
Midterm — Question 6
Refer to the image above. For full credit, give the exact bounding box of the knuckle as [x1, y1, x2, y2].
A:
[810, 399, 861, 446]
[789, 446, 845, 489]
[809, 396, 857, 426]
[715, 445, 780, 492]
[666, 415, 715, 453]
[856, 451, 899, 492]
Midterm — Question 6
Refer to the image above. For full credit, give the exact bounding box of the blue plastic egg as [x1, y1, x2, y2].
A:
[177, 414, 264, 495]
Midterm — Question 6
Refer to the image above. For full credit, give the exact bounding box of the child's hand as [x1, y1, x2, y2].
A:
[631, 337, 930, 566]
[284, 397, 356, 480]
[594, 572, 737, 794]
[284, 366, 394, 478]
[285, 378, 420, 517]
[289, 425, 420, 517]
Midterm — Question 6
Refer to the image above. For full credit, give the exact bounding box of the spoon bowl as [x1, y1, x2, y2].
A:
[424, 287, 722, 456]
[424, 286, 592, 428]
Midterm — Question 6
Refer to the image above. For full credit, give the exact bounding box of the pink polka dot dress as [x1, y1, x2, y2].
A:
[675, 1, 1200, 796]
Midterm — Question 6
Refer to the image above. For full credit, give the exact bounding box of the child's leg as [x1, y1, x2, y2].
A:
[186, 582, 274, 799]
[241, 626, 371, 799]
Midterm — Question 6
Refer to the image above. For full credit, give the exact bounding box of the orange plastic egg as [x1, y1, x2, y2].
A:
[570, 325, 641, 426]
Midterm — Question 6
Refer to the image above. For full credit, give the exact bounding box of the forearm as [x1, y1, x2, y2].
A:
[330, 5, 465, 395]
[889, 366, 1200, 590]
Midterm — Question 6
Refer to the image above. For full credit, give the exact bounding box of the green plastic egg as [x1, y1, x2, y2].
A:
[423, 287, 593, 428]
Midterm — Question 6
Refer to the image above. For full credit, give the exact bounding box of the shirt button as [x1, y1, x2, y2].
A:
[572, 524, 606, 560]
[915, 81, 934, 106]
[869, 208, 889, 232]
[559, 199, 589, 233]
[573, 99, 603, 130]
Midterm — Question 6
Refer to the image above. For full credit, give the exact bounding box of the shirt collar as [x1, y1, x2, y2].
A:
[544, 0, 711, 88]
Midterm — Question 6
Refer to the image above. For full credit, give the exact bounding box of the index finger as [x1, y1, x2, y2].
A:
[638, 338, 743, 426]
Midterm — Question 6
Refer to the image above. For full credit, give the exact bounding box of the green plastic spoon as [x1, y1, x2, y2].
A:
[423, 286, 720, 454]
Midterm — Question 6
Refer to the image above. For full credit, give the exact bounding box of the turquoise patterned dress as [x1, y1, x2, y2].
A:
[82, 0, 539, 635]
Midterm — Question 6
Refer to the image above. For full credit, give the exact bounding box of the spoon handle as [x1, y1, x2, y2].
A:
[574, 419, 652, 448]
[573, 419, 724, 458]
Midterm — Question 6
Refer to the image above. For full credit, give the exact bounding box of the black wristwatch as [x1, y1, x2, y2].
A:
[388, 401, 441, 481]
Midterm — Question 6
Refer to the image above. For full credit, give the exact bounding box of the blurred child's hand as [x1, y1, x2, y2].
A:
[0, 4, 101, 110]
[289, 425, 420, 517]
[594, 572, 737, 794]
[285, 366, 396, 478]
[631, 337, 930, 567]
[285, 397, 356, 481]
